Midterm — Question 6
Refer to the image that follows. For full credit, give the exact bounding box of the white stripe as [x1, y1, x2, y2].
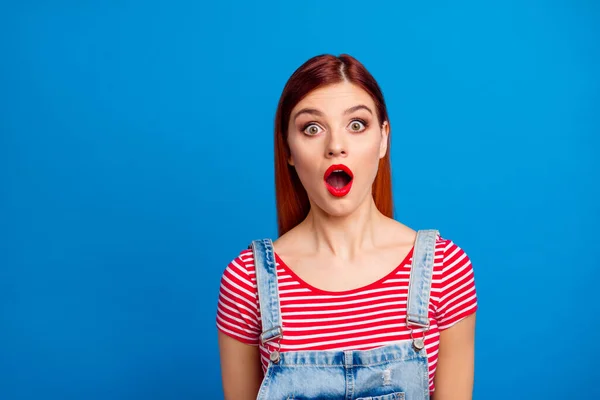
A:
[282, 300, 406, 316]
[281, 293, 408, 308]
[292, 330, 439, 353]
[283, 307, 406, 323]
[319, 338, 411, 351]
[282, 322, 429, 341]
[386, 278, 410, 284]
[280, 285, 407, 301]
[280, 330, 427, 350]
[278, 281, 300, 288]
[283, 315, 411, 331]
[279, 288, 313, 295]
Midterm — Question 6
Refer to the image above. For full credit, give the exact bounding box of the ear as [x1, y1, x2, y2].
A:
[288, 155, 295, 166]
[379, 121, 390, 159]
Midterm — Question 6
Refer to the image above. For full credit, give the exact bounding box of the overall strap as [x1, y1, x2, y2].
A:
[406, 229, 438, 332]
[249, 239, 283, 348]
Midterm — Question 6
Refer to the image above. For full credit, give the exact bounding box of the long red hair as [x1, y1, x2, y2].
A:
[274, 54, 393, 236]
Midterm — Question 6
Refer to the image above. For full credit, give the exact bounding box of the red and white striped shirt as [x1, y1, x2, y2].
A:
[216, 236, 478, 393]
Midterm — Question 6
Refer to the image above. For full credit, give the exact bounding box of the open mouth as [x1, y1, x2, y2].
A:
[324, 164, 354, 197]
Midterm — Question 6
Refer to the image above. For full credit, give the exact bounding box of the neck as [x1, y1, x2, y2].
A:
[302, 196, 384, 261]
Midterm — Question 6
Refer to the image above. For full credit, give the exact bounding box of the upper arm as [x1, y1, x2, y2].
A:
[433, 313, 476, 400]
[216, 252, 263, 399]
[433, 239, 478, 399]
[218, 331, 263, 400]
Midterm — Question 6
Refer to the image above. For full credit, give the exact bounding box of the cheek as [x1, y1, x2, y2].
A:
[290, 149, 318, 178]
[353, 138, 384, 180]
[288, 142, 315, 176]
[357, 137, 383, 161]
[288, 136, 318, 166]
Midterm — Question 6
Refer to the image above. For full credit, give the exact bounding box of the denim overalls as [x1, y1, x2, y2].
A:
[249, 229, 437, 400]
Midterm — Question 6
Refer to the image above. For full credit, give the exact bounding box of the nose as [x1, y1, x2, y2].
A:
[326, 130, 347, 158]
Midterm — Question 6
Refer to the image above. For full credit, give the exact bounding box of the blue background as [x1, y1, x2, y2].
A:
[1, 1, 598, 399]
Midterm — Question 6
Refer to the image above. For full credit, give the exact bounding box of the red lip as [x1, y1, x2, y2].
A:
[323, 164, 354, 197]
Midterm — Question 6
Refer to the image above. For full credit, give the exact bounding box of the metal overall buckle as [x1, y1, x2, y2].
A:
[406, 317, 430, 351]
[260, 326, 283, 363]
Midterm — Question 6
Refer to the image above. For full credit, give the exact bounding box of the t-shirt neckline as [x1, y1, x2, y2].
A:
[272, 247, 415, 296]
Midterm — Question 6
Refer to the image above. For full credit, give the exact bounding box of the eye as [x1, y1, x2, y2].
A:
[303, 123, 323, 136]
[348, 119, 367, 132]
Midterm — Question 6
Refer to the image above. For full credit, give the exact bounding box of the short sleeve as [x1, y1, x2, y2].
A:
[436, 241, 478, 330]
[216, 251, 261, 345]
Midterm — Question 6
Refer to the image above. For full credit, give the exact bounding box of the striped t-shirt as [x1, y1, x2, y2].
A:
[216, 235, 478, 393]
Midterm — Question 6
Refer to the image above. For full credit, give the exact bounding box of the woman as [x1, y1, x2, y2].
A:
[216, 54, 477, 400]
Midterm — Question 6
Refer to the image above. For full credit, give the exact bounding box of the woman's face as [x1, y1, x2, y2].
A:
[287, 82, 389, 217]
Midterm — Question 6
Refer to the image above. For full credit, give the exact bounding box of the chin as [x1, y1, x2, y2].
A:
[315, 196, 358, 218]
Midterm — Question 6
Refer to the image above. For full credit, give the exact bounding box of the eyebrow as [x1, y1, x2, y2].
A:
[292, 104, 373, 122]
[344, 104, 373, 116]
[292, 108, 324, 122]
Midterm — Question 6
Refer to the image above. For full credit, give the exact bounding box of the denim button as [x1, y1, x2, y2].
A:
[270, 351, 280, 363]
[413, 338, 424, 350]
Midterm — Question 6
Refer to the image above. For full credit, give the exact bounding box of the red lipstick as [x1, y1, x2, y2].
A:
[323, 164, 354, 197]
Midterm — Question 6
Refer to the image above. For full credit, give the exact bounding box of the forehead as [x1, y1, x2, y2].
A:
[292, 82, 375, 115]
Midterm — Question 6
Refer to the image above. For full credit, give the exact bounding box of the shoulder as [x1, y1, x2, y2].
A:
[431, 233, 476, 289]
[433, 234, 457, 254]
[219, 248, 258, 298]
[433, 234, 473, 273]
[234, 247, 256, 272]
